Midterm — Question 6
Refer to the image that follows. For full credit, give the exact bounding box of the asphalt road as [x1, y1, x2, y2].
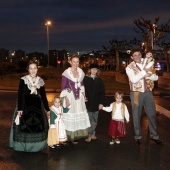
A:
[0, 91, 170, 170]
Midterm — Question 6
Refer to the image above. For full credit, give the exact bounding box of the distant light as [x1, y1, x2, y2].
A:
[127, 50, 131, 54]
[142, 42, 145, 46]
[155, 62, 161, 70]
[156, 62, 161, 68]
[45, 21, 51, 26]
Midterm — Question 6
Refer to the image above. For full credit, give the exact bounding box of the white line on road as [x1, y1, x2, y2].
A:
[156, 104, 170, 118]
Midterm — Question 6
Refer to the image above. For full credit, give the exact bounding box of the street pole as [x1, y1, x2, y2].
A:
[47, 25, 49, 67]
[151, 24, 156, 50]
[45, 21, 51, 68]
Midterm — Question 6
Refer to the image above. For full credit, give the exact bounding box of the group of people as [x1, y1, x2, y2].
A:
[9, 48, 162, 152]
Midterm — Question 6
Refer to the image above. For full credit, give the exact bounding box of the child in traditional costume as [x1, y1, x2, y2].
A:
[130, 50, 158, 105]
[48, 96, 70, 150]
[102, 92, 130, 145]
[142, 49, 158, 91]
[84, 63, 105, 143]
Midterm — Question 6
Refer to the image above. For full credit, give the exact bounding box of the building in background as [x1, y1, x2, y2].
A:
[26, 52, 46, 67]
[11, 50, 26, 63]
[0, 48, 9, 62]
[49, 49, 68, 67]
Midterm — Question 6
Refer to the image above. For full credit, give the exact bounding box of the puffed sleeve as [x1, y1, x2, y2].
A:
[102, 103, 113, 112]
[63, 106, 69, 113]
[61, 75, 69, 90]
[50, 110, 57, 125]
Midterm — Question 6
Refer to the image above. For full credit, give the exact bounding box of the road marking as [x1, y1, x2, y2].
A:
[156, 104, 170, 118]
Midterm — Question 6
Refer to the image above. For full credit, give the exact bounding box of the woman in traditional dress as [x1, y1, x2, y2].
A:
[9, 60, 50, 152]
[60, 54, 90, 144]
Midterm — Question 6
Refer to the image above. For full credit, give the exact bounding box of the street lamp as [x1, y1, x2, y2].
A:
[45, 20, 51, 67]
[151, 23, 157, 50]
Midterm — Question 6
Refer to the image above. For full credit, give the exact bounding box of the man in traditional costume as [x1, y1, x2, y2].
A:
[126, 48, 162, 145]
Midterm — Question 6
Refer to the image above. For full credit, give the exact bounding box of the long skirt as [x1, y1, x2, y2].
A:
[61, 91, 90, 141]
[48, 119, 67, 146]
[108, 120, 126, 137]
[9, 95, 49, 152]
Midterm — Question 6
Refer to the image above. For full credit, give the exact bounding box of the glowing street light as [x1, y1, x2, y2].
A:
[151, 23, 157, 50]
[45, 20, 52, 67]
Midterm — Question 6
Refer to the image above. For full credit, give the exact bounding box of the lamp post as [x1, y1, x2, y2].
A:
[151, 24, 156, 50]
[45, 20, 51, 68]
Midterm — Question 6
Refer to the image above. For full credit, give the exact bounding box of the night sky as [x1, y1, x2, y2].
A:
[0, 0, 169, 55]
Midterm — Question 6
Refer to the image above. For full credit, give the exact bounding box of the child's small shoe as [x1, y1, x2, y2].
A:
[85, 138, 91, 143]
[72, 140, 78, 144]
[115, 137, 120, 144]
[54, 144, 61, 148]
[49, 145, 56, 150]
[110, 138, 115, 145]
[91, 136, 97, 140]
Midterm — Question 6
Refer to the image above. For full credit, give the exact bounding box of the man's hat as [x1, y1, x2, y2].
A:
[89, 63, 99, 69]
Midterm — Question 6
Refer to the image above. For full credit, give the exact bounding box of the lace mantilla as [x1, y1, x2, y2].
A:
[21, 75, 45, 93]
